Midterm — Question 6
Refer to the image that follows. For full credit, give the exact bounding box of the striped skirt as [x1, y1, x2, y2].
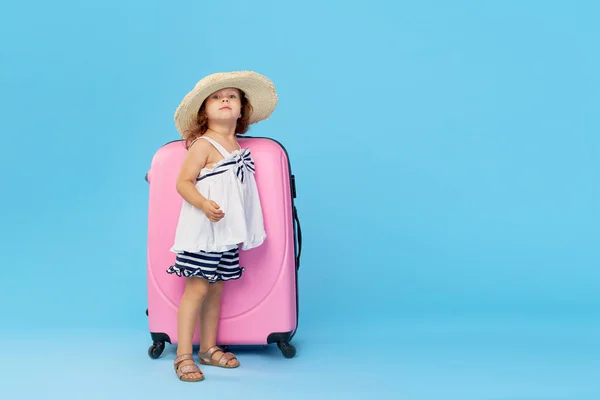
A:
[166, 246, 243, 283]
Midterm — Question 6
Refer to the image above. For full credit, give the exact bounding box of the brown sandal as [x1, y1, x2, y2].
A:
[174, 354, 205, 382]
[198, 346, 240, 368]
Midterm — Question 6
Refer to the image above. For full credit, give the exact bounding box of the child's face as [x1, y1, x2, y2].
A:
[204, 87, 243, 122]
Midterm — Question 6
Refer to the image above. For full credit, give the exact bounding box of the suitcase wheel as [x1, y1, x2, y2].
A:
[148, 341, 166, 359]
[277, 341, 296, 358]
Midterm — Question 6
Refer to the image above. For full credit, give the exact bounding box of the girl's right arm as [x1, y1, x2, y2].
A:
[175, 140, 224, 222]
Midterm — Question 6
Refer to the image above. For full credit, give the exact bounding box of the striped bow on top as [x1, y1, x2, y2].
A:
[233, 148, 255, 183]
[197, 148, 256, 183]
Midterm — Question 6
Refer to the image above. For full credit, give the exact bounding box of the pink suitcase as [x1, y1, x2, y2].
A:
[144, 136, 302, 359]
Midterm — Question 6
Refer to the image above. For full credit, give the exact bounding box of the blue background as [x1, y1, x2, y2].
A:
[1, 0, 599, 398]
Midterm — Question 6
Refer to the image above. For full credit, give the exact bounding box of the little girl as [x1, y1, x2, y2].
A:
[166, 71, 278, 382]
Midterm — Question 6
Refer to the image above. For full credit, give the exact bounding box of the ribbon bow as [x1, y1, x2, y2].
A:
[234, 149, 255, 183]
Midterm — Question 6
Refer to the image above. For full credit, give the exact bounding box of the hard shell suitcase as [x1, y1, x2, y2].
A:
[144, 136, 301, 359]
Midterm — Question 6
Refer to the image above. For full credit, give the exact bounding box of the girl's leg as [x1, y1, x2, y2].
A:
[198, 281, 240, 367]
[176, 277, 210, 379]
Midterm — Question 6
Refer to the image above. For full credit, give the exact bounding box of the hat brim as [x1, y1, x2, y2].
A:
[174, 71, 278, 137]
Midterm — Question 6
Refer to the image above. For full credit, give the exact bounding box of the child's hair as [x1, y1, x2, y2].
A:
[183, 89, 254, 149]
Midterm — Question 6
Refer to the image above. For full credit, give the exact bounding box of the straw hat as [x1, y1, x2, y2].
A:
[174, 70, 278, 137]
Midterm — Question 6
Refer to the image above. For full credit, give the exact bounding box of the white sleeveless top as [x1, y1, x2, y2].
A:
[170, 136, 266, 254]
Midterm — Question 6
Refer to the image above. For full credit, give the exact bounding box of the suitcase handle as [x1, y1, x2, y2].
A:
[293, 206, 302, 270]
